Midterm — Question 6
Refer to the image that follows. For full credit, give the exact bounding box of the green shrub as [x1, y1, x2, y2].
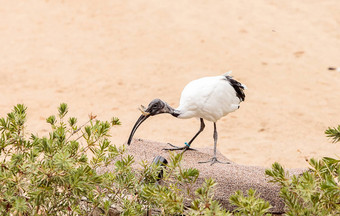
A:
[229, 189, 271, 216]
[265, 125, 340, 215]
[0, 104, 123, 215]
[0, 104, 232, 215]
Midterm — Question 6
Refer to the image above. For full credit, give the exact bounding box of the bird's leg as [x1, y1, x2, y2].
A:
[199, 122, 230, 165]
[163, 118, 205, 151]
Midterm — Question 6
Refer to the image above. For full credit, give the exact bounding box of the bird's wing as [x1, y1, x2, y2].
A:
[224, 76, 246, 102]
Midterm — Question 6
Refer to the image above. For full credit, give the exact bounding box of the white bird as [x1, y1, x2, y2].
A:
[127, 72, 246, 165]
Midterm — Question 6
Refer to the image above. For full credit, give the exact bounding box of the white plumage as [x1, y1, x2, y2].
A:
[177, 72, 245, 122]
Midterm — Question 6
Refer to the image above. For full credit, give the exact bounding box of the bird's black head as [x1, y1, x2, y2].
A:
[127, 99, 174, 145]
[144, 99, 168, 116]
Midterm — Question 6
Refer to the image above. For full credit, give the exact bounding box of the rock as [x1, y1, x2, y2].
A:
[102, 139, 306, 214]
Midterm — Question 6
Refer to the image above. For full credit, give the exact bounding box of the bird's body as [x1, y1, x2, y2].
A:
[127, 72, 246, 165]
[176, 74, 245, 122]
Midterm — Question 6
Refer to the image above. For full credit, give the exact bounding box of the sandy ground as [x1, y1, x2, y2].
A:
[0, 0, 339, 168]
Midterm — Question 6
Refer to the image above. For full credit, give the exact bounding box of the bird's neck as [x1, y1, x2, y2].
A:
[164, 103, 180, 117]
[171, 109, 180, 117]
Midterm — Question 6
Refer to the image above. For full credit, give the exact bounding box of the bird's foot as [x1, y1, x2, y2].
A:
[162, 143, 196, 151]
[198, 157, 230, 166]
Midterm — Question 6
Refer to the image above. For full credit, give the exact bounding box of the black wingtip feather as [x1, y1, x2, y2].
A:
[225, 76, 246, 102]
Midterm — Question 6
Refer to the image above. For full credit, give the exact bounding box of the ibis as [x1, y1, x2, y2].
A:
[127, 72, 246, 165]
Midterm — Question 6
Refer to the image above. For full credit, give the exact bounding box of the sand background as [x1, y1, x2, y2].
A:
[0, 0, 339, 168]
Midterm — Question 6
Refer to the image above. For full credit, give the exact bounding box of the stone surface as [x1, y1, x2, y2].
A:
[102, 139, 306, 214]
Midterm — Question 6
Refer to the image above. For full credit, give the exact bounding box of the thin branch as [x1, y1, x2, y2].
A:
[65, 119, 91, 143]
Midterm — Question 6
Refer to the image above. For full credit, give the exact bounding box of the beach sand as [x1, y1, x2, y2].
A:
[1, 0, 340, 168]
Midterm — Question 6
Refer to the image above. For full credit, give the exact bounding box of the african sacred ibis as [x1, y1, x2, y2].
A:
[127, 72, 246, 165]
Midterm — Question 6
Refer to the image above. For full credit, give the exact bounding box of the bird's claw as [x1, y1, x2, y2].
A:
[162, 143, 196, 151]
[198, 157, 230, 166]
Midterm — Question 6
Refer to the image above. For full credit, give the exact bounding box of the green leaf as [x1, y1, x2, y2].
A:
[68, 117, 77, 127]
[58, 103, 68, 118]
[265, 162, 288, 186]
[325, 125, 340, 143]
[13, 196, 28, 214]
[46, 115, 56, 125]
[111, 117, 121, 126]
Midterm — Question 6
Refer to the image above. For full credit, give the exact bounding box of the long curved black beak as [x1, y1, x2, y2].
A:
[127, 114, 150, 145]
